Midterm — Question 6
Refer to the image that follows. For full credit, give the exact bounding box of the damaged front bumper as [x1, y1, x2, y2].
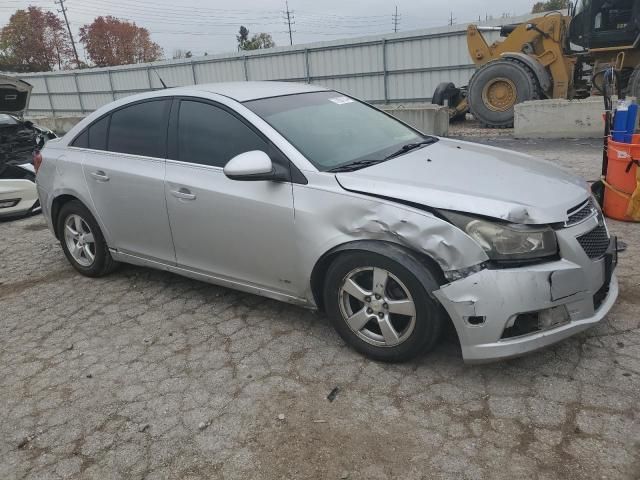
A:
[434, 225, 619, 363]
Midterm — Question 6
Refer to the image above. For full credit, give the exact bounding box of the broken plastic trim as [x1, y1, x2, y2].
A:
[444, 262, 488, 282]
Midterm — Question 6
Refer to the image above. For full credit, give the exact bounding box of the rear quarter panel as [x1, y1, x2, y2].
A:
[37, 143, 109, 242]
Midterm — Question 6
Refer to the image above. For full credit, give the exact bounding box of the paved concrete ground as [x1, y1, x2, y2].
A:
[1, 137, 639, 480]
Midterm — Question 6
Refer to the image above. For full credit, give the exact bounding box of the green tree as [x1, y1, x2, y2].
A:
[532, 0, 569, 13]
[237, 26, 249, 50]
[242, 32, 276, 51]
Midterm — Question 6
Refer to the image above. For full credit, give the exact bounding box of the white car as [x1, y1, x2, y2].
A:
[37, 82, 618, 363]
[0, 75, 54, 219]
[0, 163, 40, 218]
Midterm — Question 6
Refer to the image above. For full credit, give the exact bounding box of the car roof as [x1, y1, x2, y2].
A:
[170, 81, 329, 102]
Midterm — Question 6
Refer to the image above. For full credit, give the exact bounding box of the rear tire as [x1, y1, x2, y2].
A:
[57, 200, 118, 277]
[323, 249, 444, 362]
[468, 58, 540, 128]
[432, 82, 467, 121]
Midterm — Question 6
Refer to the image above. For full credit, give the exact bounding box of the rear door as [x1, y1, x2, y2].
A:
[164, 98, 298, 294]
[81, 99, 176, 263]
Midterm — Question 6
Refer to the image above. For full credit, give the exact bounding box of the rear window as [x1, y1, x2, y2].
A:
[88, 115, 109, 150]
[71, 129, 88, 148]
[107, 100, 170, 158]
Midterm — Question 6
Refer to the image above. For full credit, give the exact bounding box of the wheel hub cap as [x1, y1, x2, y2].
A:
[338, 267, 417, 348]
[482, 77, 517, 112]
[63, 214, 96, 267]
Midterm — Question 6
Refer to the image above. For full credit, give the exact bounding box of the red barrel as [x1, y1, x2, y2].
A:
[604, 135, 640, 221]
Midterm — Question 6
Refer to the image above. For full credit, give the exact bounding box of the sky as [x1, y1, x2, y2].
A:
[1, 0, 539, 61]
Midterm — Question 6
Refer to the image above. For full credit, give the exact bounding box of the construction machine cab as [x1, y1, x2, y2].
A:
[570, 0, 640, 49]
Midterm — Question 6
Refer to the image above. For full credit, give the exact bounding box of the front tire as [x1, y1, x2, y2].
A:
[57, 200, 118, 277]
[468, 58, 540, 128]
[323, 249, 445, 362]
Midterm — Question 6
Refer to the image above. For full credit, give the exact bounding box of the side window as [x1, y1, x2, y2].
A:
[108, 100, 170, 158]
[88, 115, 109, 151]
[71, 129, 88, 148]
[177, 100, 268, 167]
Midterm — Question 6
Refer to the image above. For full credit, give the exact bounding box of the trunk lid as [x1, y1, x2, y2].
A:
[0, 75, 32, 118]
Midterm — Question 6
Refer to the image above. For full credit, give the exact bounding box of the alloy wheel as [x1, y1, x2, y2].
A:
[63, 214, 96, 267]
[338, 267, 417, 347]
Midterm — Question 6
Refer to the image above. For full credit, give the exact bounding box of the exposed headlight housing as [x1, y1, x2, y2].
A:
[441, 211, 558, 262]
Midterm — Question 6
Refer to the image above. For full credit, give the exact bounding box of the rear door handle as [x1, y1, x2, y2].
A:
[90, 170, 109, 182]
[170, 188, 196, 201]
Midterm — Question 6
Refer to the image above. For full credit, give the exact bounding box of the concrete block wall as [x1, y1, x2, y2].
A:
[515, 97, 607, 139]
[30, 116, 84, 135]
[381, 103, 449, 136]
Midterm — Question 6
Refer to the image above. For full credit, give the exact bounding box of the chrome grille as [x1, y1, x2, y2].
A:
[577, 224, 610, 259]
[566, 199, 596, 226]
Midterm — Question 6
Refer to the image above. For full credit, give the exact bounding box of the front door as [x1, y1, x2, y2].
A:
[164, 99, 298, 295]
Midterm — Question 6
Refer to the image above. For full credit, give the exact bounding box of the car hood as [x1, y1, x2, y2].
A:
[0, 75, 32, 116]
[335, 138, 590, 224]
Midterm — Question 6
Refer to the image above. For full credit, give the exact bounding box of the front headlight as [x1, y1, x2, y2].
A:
[442, 211, 558, 262]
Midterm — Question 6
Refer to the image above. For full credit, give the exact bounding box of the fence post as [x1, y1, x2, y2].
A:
[42, 75, 55, 117]
[107, 70, 116, 101]
[305, 49, 311, 83]
[382, 39, 389, 104]
[146, 67, 154, 89]
[73, 73, 85, 114]
[191, 61, 197, 84]
[243, 56, 249, 81]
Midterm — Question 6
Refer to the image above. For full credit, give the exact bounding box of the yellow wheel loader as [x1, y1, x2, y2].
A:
[433, 0, 640, 128]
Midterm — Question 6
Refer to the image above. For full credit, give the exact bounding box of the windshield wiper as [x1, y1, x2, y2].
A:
[327, 159, 386, 173]
[384, 138, 437, 160]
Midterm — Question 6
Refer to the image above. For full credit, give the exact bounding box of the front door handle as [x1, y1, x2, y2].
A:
[170, 188, 196, 201]
[90, 170, 109, 182]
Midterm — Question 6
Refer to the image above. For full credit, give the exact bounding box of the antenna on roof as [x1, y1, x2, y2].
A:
[152, 69, 168, 89]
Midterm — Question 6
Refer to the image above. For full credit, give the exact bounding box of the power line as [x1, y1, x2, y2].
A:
[283, 1, 294, 46]
[54, 0, 80, 66]
[392, 5, 400, 33]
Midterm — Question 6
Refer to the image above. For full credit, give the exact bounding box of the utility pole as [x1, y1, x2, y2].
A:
[283, 1, 294, 46]
[392, 6, 401, 33]
[449, 12, 456, 26]
[55, 0, 80, 67]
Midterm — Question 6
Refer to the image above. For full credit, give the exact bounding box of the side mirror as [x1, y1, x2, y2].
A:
[224, 150, 275, 181]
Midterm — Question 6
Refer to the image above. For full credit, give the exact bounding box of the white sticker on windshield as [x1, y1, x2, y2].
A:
[329, 96, 354, 105]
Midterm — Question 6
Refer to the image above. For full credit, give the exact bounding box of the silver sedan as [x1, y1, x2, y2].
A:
[36, 82, 618, 363]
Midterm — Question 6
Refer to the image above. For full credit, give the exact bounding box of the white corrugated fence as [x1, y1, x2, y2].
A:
[5, 15, 537, 117]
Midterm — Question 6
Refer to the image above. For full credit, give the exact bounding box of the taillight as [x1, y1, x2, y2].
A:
[33, 150, 43, 173]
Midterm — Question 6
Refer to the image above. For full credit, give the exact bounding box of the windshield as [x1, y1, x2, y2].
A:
[244, 91, 428, 171]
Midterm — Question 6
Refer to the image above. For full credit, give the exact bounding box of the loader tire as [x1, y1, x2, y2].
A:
[432, 82, 466, 121]
[468, 58, 540, 128]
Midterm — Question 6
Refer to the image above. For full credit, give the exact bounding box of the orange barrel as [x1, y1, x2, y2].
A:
[604, 135, 640, 221]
